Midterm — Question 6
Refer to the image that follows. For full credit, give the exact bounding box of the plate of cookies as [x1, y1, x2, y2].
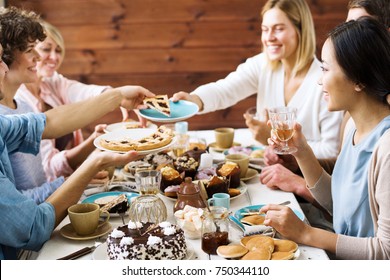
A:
[216, 235, 300, 260]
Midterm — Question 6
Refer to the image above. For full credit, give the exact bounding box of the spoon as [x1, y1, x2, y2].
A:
[242, 200, 291, 216]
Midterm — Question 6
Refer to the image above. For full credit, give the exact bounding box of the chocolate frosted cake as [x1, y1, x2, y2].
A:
[174, 155, 199, 179]
[106, 221, 187, 260]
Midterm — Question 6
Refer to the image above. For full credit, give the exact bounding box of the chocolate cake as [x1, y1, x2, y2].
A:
[106, 221, 187, 260]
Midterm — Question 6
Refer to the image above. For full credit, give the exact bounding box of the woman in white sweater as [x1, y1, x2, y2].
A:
[173, 0, 343, 159]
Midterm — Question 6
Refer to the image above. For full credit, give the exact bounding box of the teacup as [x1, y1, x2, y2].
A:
[225, 153, 250, 178]
[68, 203, 110, 236]
[214, 127, 235, 149]
[208, 193, 230, 209]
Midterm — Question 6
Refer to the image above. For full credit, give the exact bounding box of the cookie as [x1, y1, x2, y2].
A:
[245, 236, 274, 253]
[271, 251, 295, 260]
[241, 249, 271, 260]
[228, 188, 241, 197]
[273, 239, 298, 253]
[241, 215, 265, 226]
[217, 245, 249, 259]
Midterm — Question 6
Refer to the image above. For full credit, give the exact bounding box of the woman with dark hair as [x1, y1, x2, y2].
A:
[261, 17, 390, 259]
[347, 0, 390, 28]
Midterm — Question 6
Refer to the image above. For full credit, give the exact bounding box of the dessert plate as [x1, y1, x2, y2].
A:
[104, 121, 157, 133]
[139, 100, 199, 123]
[92, 241, 196, 260]
[60, 222, 112, 241]
[82, 191, 139, 217]
[94, 128, 176, 155]
[234, 204, 305, 222]
[240, 168, 258, 181]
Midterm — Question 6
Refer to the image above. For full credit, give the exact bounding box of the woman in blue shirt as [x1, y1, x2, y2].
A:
[261, 18, 390, 259]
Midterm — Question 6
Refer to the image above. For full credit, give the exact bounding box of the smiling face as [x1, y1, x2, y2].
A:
[35, 35, 64, 78]
[319, 39, 357, 112]
[5, 42, 40, 87]
[261, 7, 299, 63]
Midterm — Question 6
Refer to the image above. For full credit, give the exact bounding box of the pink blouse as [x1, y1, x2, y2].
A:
[16, 72, 110, 181]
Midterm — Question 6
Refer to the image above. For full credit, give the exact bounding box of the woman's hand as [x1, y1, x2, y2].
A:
[117, 85, 155, 110]
[172, 91, 204, 111]
[243, 110, 270, 145]
[260, 204, 310, 243]
[267, 123, 310, 158]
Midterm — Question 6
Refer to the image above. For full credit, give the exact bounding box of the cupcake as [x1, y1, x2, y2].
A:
[174, 155, 199, 180]
[160, 166, 183, 192]
[217, 161, 241, 188]
[204, 175, 229, 198]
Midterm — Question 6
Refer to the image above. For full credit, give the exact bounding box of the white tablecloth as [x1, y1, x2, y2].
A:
[29, 129, 329, 260]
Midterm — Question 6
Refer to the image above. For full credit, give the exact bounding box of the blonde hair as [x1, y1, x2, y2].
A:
[39, 20, 65, 60]
[261, 0, 316, 77]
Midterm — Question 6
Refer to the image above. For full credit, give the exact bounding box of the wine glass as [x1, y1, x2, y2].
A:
[268, 106, 298, 154]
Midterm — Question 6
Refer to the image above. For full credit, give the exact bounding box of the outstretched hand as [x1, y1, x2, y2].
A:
[172, 91, 203, 111]
[117, 85, 155, 111]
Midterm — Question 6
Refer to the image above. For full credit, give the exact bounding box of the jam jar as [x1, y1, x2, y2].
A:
[201, 206, 229, 256]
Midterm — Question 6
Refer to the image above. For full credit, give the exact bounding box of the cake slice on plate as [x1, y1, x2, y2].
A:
[143, 94, 171, 116]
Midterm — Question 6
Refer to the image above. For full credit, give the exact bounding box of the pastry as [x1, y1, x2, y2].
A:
[143, 94, 171, 116]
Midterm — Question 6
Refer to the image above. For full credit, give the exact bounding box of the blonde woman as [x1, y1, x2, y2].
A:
[173, 0, 343, 159]
[15, 20, 126, 181]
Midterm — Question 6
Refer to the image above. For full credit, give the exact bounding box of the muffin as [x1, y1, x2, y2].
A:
[204, 175, 229, 198]
[217, 161, 241, 188]
[160, 165, 183, 192]
[174, 155, 199, 180]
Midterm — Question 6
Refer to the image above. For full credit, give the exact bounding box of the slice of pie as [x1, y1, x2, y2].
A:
[143, 94, 171, 117]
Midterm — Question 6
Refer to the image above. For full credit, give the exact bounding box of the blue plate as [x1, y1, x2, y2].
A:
[234, 204, 305, 222]
[82, 191, 139, 216]
[139, 100, 199, 123]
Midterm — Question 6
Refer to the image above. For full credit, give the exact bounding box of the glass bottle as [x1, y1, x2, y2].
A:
[173, 121, 189, 157]
[129, 170, 167, 224]
[201, 206, 229, 258]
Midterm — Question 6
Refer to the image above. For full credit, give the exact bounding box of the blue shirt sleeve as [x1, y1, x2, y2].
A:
[1, 113, 46, 155]
[19, 176, 65, 204]
[0, 175, 56, 259]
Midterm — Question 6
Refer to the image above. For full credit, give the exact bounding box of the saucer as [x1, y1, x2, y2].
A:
[60, 222, 112, 241]
[209, 142, 241, 152]
[241, 168, 258, 181]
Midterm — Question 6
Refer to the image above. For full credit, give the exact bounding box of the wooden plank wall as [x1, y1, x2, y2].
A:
[9, 0, 348, 131]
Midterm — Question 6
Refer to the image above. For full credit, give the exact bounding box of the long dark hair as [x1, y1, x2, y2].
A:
[328, 17, 390, 104]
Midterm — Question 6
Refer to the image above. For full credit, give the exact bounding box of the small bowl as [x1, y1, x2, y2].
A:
[174, 206, 204, 239]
